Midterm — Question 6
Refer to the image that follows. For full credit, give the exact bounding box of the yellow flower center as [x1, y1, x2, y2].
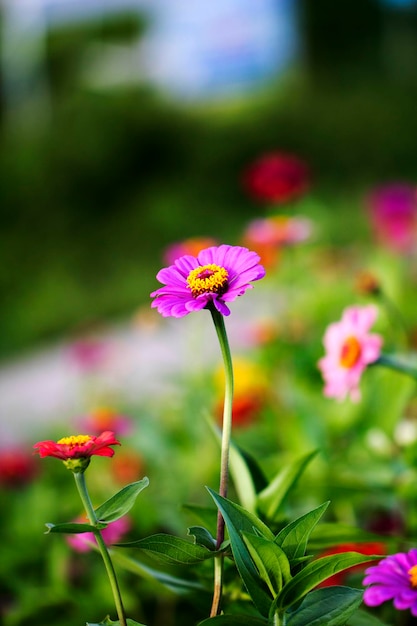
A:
[409, 565, 417, 588]
[57, 435, 92, 447]
[187, 264, 229, 298]
[340, 336, 362, 368]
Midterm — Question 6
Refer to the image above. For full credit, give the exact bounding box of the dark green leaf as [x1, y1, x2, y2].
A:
[116, 533, 219, 564]
[275, 553, 381, 610]
[284, 586, 363, 626]
[275, 502, 330, 561]
[187, 526, 217, 550]
[45, 522, 104, 534]
[242, 532, 292, 597]
[208, 488, 274, 617]
[95, 478, 149, 523]
[111, 549, 208, 594]
[257, 451, 318, 521]
[197, 615, 268, 625]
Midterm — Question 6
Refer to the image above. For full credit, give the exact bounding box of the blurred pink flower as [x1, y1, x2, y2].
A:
[244, 215, 313, 246]
[242, 152, 310, 205]
[367, 183, 417, 254]
[164, 237, 218, 265]
[78, 407, 133, 437]
[67, 515, 131, 553]
[68, 338, 110, 372]
[318, 305, 383, 401]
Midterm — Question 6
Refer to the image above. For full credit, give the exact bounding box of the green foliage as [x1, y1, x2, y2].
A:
[95, 478, 150, 523]
[284, 586, 363, 626]
[117, 533, 221, 565]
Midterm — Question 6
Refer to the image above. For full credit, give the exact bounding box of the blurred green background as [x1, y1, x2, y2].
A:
[1, 0, 417, 359]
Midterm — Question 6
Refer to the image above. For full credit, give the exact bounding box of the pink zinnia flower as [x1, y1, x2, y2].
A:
[150, 244, 265, 318]
[363, 549, 417, 617]
[318, 305, 383, 401]
[367, 183, 417, 254]
[34, 431, 120, 460]
[242, 152, 310, 204]
[244, 215, 313, 247]
[67, 515, 131, 553]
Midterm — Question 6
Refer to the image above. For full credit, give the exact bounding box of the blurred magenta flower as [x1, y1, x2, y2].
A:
[242, 152, 310, 204]
[363, 549, 417, 616]
[67, 515, 131, 553]
[150, 244, 265, 317]
[34, 432, 120, 461]
[0, 447, 39, 488]
[78, 407, 132, 437]
[164, 236, 218, 265]
[318, 305, 383, 401]
[367, 183, 417, 254]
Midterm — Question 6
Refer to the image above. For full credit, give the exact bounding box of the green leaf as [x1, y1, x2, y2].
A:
[347, 608, 390, 625]
[241, 532, 292, 597]
[284, 586, 363, 626]
[187, 526, 217, 550]
[111, 550, 208, 595]
[275, 552, 381, 610]
[275, 502, 330, 562]
[94, 478, 149, 523]
[198, 611, 268, 626]
[86, 617, 146, 625]
[207, 488, 275, 617]
[116, 533, 219, 564]
[257, 451, 318, 521]
[45, 522, 105, 534]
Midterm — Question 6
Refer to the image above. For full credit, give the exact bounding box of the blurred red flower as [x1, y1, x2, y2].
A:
[317, 542, 386, 587]
[0, 448, 39, 488]
[243, 152, 310, 205]
[111, 449, 145, 485]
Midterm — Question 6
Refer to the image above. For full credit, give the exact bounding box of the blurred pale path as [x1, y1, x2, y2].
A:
[0, 286, 280, 444]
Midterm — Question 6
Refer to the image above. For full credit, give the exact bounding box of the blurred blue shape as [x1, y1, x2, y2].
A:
[2, 0, 299, 105]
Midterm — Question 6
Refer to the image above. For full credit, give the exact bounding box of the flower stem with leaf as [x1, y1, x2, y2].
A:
[209, 305, 234, 617]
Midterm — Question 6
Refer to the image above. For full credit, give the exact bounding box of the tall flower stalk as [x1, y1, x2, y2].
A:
[209, 305, 234, 616]
[150, 244, 266, 616]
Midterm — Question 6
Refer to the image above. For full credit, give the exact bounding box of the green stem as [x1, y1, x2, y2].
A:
[209, 306, 234, 617]
[374, 353, 417, 381]
[73, 471, 127, 626]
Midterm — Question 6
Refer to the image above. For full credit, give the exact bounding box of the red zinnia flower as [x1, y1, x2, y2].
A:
[34, 431, 120, 472]
[243, 152, 310, 205]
